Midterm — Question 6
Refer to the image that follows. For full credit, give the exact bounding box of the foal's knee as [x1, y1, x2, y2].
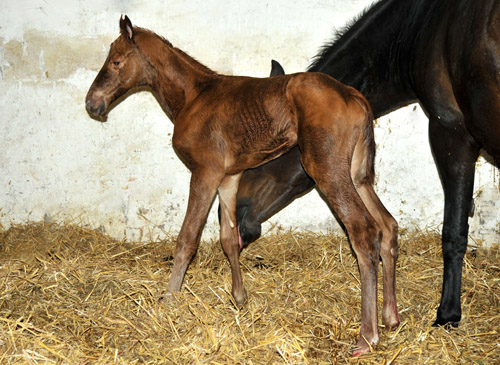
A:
[174, 243, 197, 264]
[174, 230, 201, 263]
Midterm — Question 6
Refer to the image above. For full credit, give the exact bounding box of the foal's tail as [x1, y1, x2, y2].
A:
[350, 90, 376, 186]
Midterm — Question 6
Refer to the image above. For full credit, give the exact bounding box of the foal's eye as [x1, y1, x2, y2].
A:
[113, 61, 120, 66]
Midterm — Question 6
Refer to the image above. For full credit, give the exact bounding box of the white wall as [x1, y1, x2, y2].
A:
[0, 0, 498, 245]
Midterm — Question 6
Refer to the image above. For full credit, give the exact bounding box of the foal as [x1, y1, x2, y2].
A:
[85, 16, 399, 356]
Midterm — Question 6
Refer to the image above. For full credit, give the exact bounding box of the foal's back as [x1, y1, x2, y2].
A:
[174, 72, 368, 175]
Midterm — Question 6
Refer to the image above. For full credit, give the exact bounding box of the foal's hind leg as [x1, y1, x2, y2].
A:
[299, 140, 381, 356]
[350, 134, 399, 329]
[355, 182, 399, 329]
[218, 173, 246, 306]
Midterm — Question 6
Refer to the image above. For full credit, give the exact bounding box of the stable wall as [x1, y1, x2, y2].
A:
[1, 0, 498, 245]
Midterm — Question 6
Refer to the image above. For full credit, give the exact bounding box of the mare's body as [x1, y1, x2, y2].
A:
[85, 16, 399, 355]
[236, 0, 500, 327]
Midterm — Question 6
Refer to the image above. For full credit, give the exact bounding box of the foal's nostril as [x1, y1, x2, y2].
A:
[85, 97, 106, 118]
[85, 99, 93, 113]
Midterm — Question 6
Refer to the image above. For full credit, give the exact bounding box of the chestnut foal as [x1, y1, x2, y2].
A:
[85, 16, 399, 355]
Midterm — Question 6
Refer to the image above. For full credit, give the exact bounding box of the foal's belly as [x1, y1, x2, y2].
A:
[225, 135, 298, 175]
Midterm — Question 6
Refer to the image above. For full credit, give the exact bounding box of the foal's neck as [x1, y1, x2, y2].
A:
[135, 30, 217, 120]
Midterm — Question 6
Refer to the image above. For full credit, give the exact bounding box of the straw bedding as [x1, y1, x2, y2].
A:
[0, 222, 498, 363]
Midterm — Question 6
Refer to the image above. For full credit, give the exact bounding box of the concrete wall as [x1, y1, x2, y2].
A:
[1, 0, 498, 245]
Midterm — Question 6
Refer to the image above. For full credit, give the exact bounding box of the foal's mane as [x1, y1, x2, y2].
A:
[133, 27, 218, 76]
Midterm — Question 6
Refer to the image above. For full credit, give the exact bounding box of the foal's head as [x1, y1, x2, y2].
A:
[86, 16, 146, 119]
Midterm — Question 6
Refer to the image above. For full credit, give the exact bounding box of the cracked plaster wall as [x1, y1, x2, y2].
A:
[0, 0, 498, 245]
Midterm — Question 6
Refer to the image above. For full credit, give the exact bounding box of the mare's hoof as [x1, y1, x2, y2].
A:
[432, 319, 459, 328]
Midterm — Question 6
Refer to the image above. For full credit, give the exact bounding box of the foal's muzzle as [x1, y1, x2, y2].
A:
[85, 97, 107, 120]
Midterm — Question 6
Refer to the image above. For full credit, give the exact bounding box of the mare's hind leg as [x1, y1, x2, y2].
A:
[299, 139, 381, 356]
[218, 173, 246, 306]
[355, 182, 399, 329]
[166, 170, 223, 296]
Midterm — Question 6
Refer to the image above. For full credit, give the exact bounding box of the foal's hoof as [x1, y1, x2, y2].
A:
[352, 334, 377, 357]
[159, 291, 177, 303]
[387, 322, 401, 331]
[383, 316, 400, 331]
[352, 343, 371, 357]
[232, 289, 248, 308]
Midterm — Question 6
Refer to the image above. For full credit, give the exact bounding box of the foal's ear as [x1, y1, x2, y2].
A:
[270, 60, 285, 76]
[120, 15, 134, 40]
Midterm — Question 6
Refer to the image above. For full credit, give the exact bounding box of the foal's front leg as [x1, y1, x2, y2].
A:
[166, 171, 222, 295]
[218, 173, 246, 306]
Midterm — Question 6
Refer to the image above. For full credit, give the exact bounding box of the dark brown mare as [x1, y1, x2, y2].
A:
[85, 16, 399, 355]
[235, 0, 500, 328]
